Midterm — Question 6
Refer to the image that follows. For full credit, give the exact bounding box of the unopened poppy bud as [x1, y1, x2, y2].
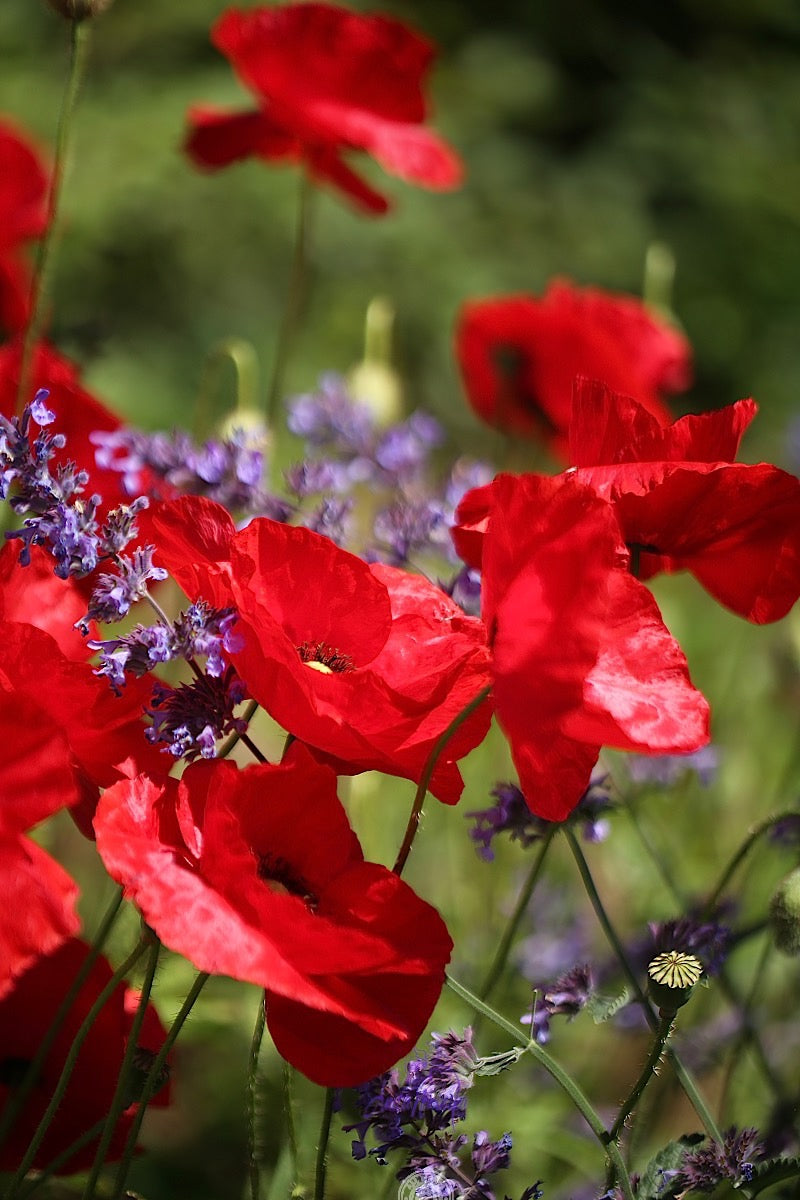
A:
[768, 867, 800, 955]
[45, 0, 113, 19]
[347, 297, 404, 427]
[647, 950, 703, 1013]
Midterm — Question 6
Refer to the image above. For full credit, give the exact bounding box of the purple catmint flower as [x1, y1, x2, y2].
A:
[627, 745, 719, 788]
[443, 565, 482, 616]
[467, 773, 613, 862]
[647, 910, 733, 978]
[676, 1127, 764, 1191]
[374, 412, 444, 480]
[373, 499, 448, 564]
[302, 496, 354, 545]
[286, 373, 375, 454]
[520, 964, 594, 1045]
[284, 458, 350, 497]
[146, 666, 248, 762]
[82, 546, 167, 626]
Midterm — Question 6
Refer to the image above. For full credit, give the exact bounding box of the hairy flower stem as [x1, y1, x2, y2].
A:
[110, 971, 210, 1200]
[16, 18, 91, 415]
[282, 1062, 302, 1197]
[17, 1119, 106, 1199]
[313, 1087, 335, 1200]
[445, 973, 635, 1200]
[565, 830, 723, 1143]
[266, 173, 313, 427]
[704, 811, 800, 915]
[5, 939, 149, 1199]
[393, 683, 492, 876]
[247, 995, 267, 1200]
[478, 826, 557, 1002]
[0, 885, 124, 1154]
[625, 798, 785, 1104]
[605, 1011, 674, 1189]
[81, 934, 161, 1199]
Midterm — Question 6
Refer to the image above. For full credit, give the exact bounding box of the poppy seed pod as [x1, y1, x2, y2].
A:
[768, 867, 800, 955]
[45, 0, 113, 19]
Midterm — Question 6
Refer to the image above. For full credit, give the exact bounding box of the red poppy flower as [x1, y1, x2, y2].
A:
[95, 750, 452, 1085]
[147, 495, 492, 804]
[0, 938, 167, 1173]
[0, 119, 48, 334]
[568, 379, 800, 622]
[455, 280, 690, 455]
[0, 340, 131, 511]
[0, 620, 163, 842]
[473, 473, 709, 820]
[185, 3, 463, 215]
[0, 542, 93, 659]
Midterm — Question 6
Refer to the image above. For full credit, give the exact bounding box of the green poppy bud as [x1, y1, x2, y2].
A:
[769, 867, 800, 955]
[647, 950, 703, 1013]
[45, 0, 113, 20]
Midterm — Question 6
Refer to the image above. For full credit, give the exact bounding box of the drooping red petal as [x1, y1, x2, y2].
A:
[0, 837, 80, 1002]
[0, 119, 48, 251]
[185, 105, 298, 170]
[570, 378, 758, 467]
[0, 542, 93, 659]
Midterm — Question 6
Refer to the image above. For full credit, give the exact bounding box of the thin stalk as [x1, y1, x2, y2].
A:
[17, 1119, 105, 1199]
[110, 971, 210, 1200]
[609, 1011, 673, 1143]
[624, 797, 784, 1104]
[717, 936, 774, 1123]
[312, 1088, 334, 1200]
[218, 698, 259, 759]
[17, 18, 91, 414]
[195, 336, 259, 437]
[282, 1061, 300, 1196]
[0, 886, 124, 1153]
[393, 684, 492, 876]
[445, 973, 635, 1200]
[81, 936, 161, 1198]
[565, 831, 722, 1142]
[4, 940, 149, 1199]
[247, 995, 267, 1200]
[266, 173, 313, 426]
[478, 827, 557, 1002]
[704, 812, 799, 915]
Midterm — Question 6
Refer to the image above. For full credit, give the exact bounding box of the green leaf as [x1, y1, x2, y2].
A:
[636, 1134, 705, 1200]
[586, 987, 632, 1024]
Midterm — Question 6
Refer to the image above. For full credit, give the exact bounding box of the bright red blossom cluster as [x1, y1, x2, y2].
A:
[2, 0, 800, 1186]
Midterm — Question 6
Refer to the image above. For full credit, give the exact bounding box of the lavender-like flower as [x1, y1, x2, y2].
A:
[345, 1029, 525, 1199]
[467, 774, 613, 862]
[146, 666, 248, 761]
[627, 745, 719, 789]
[372, 498, 448, 565]
[675, 1127, 764, 1191]
[520, 964, 594, 1045]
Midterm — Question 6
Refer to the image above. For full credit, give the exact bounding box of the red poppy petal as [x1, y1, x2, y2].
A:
[0, 837, 80, 1001]
[185, 105, 298, 169]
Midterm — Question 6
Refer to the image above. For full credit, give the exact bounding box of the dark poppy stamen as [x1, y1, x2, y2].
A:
[296, 641, 354, 675]
[257, 853, 318, 910]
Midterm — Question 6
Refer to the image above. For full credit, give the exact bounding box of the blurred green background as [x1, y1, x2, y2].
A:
[3, 2, 800, 1198]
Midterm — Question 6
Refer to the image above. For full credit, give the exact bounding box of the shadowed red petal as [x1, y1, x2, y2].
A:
[0, 837, 80, 1001]
[185, 105, 297, 170]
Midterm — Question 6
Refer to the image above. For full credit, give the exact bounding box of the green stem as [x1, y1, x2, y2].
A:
[565, 830, 723, 1142]
[17, 18, 91, 414]
[247, 994, 267, 1200]
[0, 886, 124, 1153]
[393, 684, 492, 876]
[717, 936, 775, 1123]
[218, 698, 259, 759]
[81, 936, 161, 1199]
[704, 812, 799, 915]
[609, 1011, 673, 1144]
[16, 1119, 106, 1199]
[445, 973, 635, 1200]
[478, 827, 556, 1002]
[312, 1088, 334, 1200]
[282, 1061, 301, 1196]
[266, 173, 313, 426]
[5, 939, 149, 1199]
[110, 971, 210, 1200]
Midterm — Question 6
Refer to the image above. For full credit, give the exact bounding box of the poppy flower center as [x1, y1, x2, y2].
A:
[296, 641, 354, 675]
[257, 853, 318, 910]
